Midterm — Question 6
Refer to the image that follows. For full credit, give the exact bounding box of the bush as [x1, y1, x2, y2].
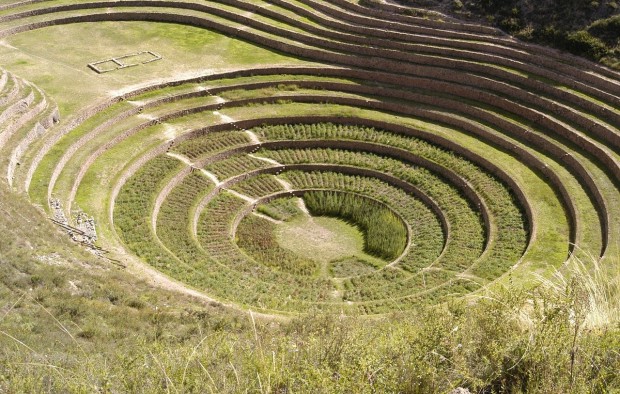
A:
[565, 30, 609, 59]
[588, 14, 620, 43]
[359, 0, 382, 8]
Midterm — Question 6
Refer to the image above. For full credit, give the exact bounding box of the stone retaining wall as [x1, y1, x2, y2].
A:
[178, 115, 540, 253]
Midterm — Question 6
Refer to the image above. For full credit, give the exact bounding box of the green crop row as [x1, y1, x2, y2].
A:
[171, 130, 251, 161]
[114, 156, 189, 274]
[203, 154, 275, 180]
[236, 214, 321, 276]
[156, 171, 215, 263]
[229, 174, 286, 198]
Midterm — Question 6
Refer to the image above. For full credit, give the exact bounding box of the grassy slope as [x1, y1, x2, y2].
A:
[0, 21, 307, 114]
[1, 181, 620, 392]
[0, 181, 248, 391]
[393, 0, 620, 68]
[0, 8, 619, 393]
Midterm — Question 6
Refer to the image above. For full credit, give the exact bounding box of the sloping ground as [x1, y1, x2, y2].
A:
[0, 168, 619, 392]
[0, 69, 58, 189]
[0, 0, 618, 316]
[389, 0, 620, 68]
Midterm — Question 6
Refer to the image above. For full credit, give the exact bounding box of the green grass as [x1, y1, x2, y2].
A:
[236, 213, 322, 277]
[0, 20, 308, 116]
[276, 212, 369, 265]
[303, 190, 408, 261]
[0, 0, 618, 389]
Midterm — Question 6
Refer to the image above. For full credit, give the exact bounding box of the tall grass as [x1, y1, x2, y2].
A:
[236, 214, 320, 276]
[536, 253, 620, 329]
[2, 183, 619, 392]
[303, 190, 407, 261]
[3, 281, 620, 393]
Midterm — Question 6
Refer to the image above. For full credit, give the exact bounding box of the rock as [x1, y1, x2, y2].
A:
[49, 198, 68, 225]
[449, 388, 471, 394]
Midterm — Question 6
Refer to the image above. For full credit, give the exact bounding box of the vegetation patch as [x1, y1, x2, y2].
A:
[396, 0, 620, 67]
[329, 256, 383, 277]
[256, 196, 304, 221]
[236, 214, 321, 276]
[303, 190, 408, 261]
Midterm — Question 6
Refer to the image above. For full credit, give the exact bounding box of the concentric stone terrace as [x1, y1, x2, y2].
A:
[0, 0, 618, 314]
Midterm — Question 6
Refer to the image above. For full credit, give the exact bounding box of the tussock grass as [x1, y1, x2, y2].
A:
[3, 265, 620, 392]
[536, 253, 620, 329]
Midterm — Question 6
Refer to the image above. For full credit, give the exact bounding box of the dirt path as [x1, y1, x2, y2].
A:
[297, 197, 310, 216]
[275, 177, 293, 191]
[226, 188, 256, 203]
[248, 153, 280, 166]
[165, 151, 192, 166]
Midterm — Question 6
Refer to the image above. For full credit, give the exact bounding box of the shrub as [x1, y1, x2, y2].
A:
[588, 14, 620, 43]
[565, 30, 608, 59]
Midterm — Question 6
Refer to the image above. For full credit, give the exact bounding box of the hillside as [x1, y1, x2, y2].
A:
[392, 0, 620, 68]
[0, 0, 619, 391]
[2, 184, 620, 392]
